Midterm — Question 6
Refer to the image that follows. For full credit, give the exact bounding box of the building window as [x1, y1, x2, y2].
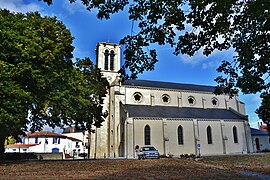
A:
[53, 137, 60, 144]
[188, 96, 195, 105]
[144, 125, 151, 145]
[35, 137, 38, 144]
[207, 126, 213, 144]
[104, 50, 109, 70]
[110, 50, 115, 70]
[21, 137, 25, 144]
[133, 92, 143, 103]
[162, 94, 170, 104]
[233, 126, 238, 143]
[212, 98, 218, 106]
[178, 125, 184, 145]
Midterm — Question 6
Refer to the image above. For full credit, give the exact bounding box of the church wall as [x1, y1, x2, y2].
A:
[91, 92, 110, 158]
[125, 88, 152, 105]
[124, 87, 241, 112]
[125, 118, 134, 158]
[222, 121, 248, 154]
[165, 120, 196, 156]
[150, 91, 180, 107]
[238, 101, 246, 115]
[133, 119, 164, 155]
[197, 121, 224, 155]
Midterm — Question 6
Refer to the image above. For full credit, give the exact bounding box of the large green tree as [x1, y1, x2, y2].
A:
[41, 0, 270, 127]
[0, 9, 108, 155]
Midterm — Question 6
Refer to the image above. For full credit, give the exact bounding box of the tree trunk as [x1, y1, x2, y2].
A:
[0, 134, 7, 158]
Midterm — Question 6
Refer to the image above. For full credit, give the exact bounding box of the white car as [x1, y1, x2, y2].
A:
[138, 146, 160, 159]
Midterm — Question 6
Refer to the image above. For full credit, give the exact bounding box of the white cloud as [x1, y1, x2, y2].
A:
[252, 95, 261, 103]
[0, 0, 42, 13]
[179, 47, 235, 70]
[62, 0, 96, 15]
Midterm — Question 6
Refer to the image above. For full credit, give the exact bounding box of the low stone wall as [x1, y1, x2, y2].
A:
[2, 153, 63, 160]
[36, 153, 63, 160]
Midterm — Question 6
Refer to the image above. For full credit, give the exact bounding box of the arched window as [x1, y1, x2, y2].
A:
[110, 50, 115, 70]
[233, 126, 238, 143]
[207, 126, 212, 144]
[144, 125, 151, 145]
[178, 125, 183, 145]
[104, 50, 109, 70]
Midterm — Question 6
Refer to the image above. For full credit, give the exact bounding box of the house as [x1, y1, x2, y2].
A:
[251, 128, 270, 152]
[5, 131, 83, 158]
[84, 42, 254, 158]
[62, 126, 89, 156]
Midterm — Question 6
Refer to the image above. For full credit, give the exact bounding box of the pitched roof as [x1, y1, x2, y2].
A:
[6, 144, 38, 148]
[62, 126, 84, 133]
[67, 136, 82, 142]
[250, 128, 269, 136]
[123, 105, 246, 120]
[123, 79, 215, 93]
[27, 131, 67, 138]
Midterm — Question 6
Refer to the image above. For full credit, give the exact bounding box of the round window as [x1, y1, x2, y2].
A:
[161, 94, 170, 104]
[188, 96, 195, 105]
[133, 92, 143, 102]
[212, 98, 218, 106]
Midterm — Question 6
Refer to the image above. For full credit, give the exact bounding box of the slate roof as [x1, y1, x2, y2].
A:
[250, 128, 269, 136]
[123, 105, 246, 120]
[123, 79, 215, 93]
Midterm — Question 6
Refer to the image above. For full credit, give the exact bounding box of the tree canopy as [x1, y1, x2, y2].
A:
[0, 9, 108, 154]
[41, 0, 270, 127]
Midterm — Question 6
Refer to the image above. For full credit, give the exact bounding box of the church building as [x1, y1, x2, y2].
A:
[88, 42, 254, 158]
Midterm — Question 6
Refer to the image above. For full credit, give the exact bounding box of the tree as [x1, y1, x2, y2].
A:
[0, 9, 108, 155]
[40, 0, 270, 128]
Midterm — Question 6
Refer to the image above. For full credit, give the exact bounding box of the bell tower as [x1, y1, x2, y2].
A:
[92, 42, 121, 158]
[96, 42, 121, 84]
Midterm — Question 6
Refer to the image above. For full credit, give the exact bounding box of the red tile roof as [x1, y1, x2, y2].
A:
[259, 125, 268, 131]
[6, 144, 38, 148]
[27, 131, 67, 138]
[67, 136, 82, 142]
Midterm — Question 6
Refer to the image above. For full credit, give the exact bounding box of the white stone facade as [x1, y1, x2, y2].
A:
[5, 132, 84, 158]
[88, 42, 254, 158]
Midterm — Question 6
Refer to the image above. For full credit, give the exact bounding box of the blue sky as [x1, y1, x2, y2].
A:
[0, 0, 263, 129]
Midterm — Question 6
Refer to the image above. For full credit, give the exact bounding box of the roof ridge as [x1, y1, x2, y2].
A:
[122, 79, 215, 93]
[228, 107, 248, 120]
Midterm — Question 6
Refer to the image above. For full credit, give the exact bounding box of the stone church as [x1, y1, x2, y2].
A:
[87, 42, 254, 158]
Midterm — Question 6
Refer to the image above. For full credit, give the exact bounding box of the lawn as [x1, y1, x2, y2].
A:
[201, 153, 270, 175]
[1, 153, 270, 179]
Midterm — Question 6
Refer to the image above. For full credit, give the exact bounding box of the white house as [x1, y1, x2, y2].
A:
[251, 128, 270, 152]
[84, 42, 254, 158]
[5, 131, 83, 158]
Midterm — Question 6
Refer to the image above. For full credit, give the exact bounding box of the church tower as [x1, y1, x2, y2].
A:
[92, 42, 121, 158]
[96, 42, 121, 84]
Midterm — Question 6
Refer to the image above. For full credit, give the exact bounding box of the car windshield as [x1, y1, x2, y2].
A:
[142, 147, 156, 151]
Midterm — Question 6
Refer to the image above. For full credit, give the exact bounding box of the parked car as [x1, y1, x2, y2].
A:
[138, 146, 160, 159]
